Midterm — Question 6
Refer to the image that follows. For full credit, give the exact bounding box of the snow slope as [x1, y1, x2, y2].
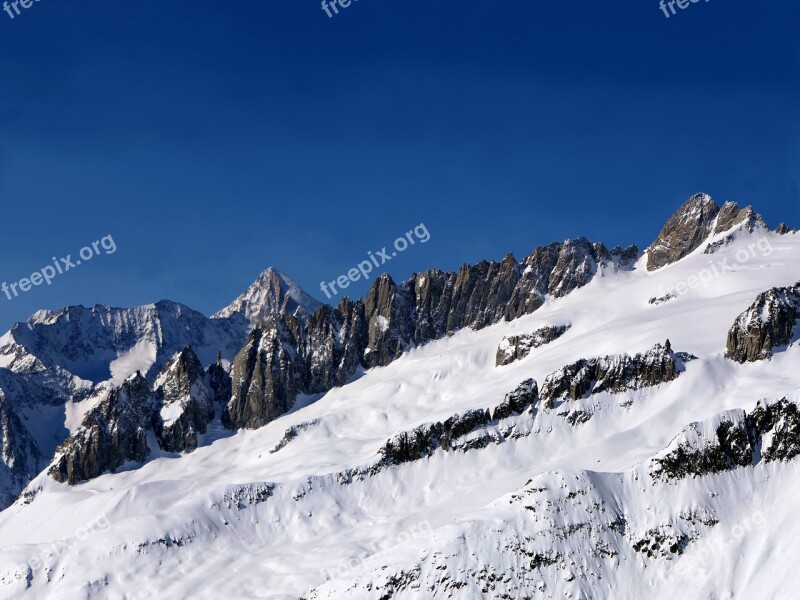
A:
[0, 226, 798, 599]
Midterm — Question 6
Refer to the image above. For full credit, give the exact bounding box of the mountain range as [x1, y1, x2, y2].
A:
[0, 193, 798, 599]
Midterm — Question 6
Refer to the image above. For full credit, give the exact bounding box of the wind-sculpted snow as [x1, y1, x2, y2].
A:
[305, 397, 798, 600]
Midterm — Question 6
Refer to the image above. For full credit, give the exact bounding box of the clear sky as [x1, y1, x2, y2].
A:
[0, 0, 797, 331]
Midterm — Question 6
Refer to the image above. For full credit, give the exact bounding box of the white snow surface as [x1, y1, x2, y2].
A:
[0, 229, 798, 598]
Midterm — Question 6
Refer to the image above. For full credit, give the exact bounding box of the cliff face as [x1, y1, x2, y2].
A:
[647, 193, 720, 271]
[152, 346, 215, 454]
[726, 283, 800, 363]
[49, 373, 154, 485]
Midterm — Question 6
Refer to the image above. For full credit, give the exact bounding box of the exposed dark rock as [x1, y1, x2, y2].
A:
[506, 239, 637, 320]
[491, 379, 538, 421]
[648, 293, 676, 306]
[301, 299, 367, 391]
[380, 379, 538, 467]
[496, 325, 570, 366]
[363, 274, 415, 368]
[222, 318, 300, 430]
[0, 398, 44, 508]
[776, 222, 793, 235]
[652, 398, 800, 481]
[713, 201, 766, 235]
[269, 419, 320, 454]
[632, 529, 691, 559]
[206, 351, 232, 404]
[726, 283, 800, 363]
[152, 346, 215, 453]
[540, 342, 682, 408]
[49, 373, 154, 485]
[218, 236, 639, 430]
[647, 193, 720, 271]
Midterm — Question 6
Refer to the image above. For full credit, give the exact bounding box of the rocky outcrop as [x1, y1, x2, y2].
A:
[776, 222, 794, 235]
[206, 352, 232, 404]
[490, 378, 538, 420]
[713, 201, 766, 235]
[496, 325, 570, 366]
[0, 396, 44, 508]
[50, 373, 154, 484]
[222, 318, 300, 430]
[647, 193, 720, 271]
[540, 341, 682, 407]
[301, 298, 366, 392]
[380, 379, 538, 466]
[152, 346, 215, 453]
[651, 398, 800, 481]
[726, 284, 800, 363]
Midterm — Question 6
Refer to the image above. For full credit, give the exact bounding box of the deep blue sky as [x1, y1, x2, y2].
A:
[0, 0, 797, 330]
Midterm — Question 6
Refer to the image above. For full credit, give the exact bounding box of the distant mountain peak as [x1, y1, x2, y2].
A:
[212, 267, 324, 327]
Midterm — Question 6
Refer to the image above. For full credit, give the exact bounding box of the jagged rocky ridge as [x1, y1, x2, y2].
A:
[0, 193, 771, 497]
[496, 324, 570, 366]
[0, 396, 44, 509]
[0, 300, 248, 384]
[647, 194, 766, 270]
[5, 235, 637, 490]
[380, 379, 538, 466]
[152, 346, 216, 453]
[539, 341, 684, 408]
[378, 341, 688, 470]
[305, 398, 796, 599]
[49, 373, 153, 485]
[650, 397, 800, 481]
[50, 347, 231, 484]
[223, 238, 638, 429]
[726, 283, 800, 363]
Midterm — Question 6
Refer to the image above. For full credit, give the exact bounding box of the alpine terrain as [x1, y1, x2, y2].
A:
[0, 193, 799, 600]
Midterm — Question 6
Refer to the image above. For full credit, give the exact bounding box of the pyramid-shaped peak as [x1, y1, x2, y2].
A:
[212, 267, 324, 327]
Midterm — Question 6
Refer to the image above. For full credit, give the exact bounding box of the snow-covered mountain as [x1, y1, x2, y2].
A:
[0, 194, 798, 599]
[213, 267, 325, 327]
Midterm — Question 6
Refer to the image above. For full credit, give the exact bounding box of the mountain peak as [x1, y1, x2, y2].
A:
[212, 267, 324, 327]
[646, 193, 720, 271]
